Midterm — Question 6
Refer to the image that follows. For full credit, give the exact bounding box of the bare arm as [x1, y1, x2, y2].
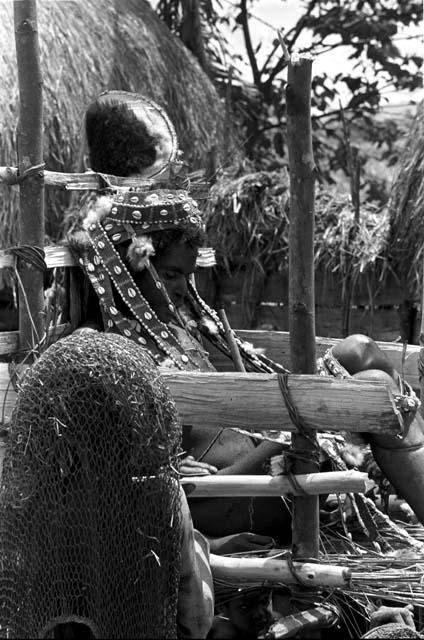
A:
[216, 440, 284, 476]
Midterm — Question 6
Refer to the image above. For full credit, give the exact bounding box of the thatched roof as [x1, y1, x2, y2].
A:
[0, 0, 224, 247]
[388, 101, 424, 295]
[204, 169, 390, 326]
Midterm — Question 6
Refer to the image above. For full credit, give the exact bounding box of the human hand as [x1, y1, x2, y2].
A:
[369, 604, 415, 630]
[208, 532, 276, 555]
[180, 455, 218, 477]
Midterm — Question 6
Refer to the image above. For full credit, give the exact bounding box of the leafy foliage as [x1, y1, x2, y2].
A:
[154, 0, 422, 183]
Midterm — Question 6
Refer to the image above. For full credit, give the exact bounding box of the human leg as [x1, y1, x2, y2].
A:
[322, 334, 424, 524]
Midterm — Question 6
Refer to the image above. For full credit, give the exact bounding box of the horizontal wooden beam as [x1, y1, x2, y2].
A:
[0, 245, 75, 269]
[0, 323, 70, 358]
[0, 367, 402, 435]
[162, 371, 401, 434]
[214, 329, 421, 391]
[0, 167, 208, 196]
[181, 470, 373, 496]
[210, 554, 351, 589]
[0, 323, 418, 390]
[0, 245, 214, 272]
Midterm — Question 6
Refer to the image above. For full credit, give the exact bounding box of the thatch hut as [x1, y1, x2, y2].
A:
[0, 0, 224, 247]
[199, 169, 391, 333]
[388, 101, 424, 299]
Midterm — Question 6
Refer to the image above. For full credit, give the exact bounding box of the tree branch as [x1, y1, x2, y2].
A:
[239, 0, 262, 88]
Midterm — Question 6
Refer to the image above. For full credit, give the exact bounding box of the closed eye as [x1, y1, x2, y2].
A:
[162, 270, 180, 281]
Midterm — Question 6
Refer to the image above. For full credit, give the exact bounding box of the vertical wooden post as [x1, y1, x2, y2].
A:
[286, 55, 319, 559]
[14, 0, 45, 356]
[419, 255, 424, 418]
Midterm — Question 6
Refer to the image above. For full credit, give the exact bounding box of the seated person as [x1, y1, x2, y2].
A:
[69, 92, 424, 550]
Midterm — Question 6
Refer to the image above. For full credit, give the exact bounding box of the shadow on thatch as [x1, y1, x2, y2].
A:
[388, 101, 424, 297]
[0, 0, 223, 247]
[204, 170, 390, 326]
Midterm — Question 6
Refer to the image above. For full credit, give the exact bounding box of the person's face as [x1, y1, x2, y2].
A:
[222, 590, 274, 638]
[131, 241, 198, 323]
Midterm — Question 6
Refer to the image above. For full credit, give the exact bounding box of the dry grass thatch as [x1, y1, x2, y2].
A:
[0, 0, 224, 248]
[204, 170, 291, 274]
[205, 170, 390, 280]
[204, 169, 390, 326]
[388, 101, 424, 295]
[314, 191, 390, 284]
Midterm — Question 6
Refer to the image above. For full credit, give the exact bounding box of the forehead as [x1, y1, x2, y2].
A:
[154, 243, 198, 272]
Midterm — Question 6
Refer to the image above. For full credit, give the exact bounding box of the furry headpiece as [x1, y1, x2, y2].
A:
[86, 91, 179, 180]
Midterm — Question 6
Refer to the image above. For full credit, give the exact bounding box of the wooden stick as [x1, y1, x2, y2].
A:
[210, 554, 352, 589]
[0, 167, 209, 198]
[181, 470, 374, 497]
[286, 54, 319, 558]
[218, 308, 246, 372]
[14, 0, 45, 357]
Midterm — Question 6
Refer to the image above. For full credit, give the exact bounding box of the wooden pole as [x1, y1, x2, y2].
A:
[286, 54, 319, 559]
[420, 254, 424, 417]
[14, 0, 44, 357]
[218, 308, 246, 371]
[180, 470, 374, 497]
[210, 554, 351, 589]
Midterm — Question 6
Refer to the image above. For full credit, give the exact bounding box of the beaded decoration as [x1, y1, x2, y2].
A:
[79, 188, 215, 371]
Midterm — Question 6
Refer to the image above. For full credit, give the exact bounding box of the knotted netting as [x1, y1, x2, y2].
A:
[0, 332, 182, 639]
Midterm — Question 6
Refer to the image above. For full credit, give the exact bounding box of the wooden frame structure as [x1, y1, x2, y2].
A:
[0, 0, 419, 628]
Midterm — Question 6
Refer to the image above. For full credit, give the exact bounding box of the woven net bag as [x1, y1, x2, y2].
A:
[0, 332, 182, 639]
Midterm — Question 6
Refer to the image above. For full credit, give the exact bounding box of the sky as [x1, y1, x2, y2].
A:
[219, 0, 423, 106]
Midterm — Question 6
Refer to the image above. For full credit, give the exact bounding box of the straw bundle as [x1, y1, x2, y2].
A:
[205, 170, 390, 322]
[205, 170, 291, 274]
[0, 0, 223, 247]
[388, 101, 424, 295]
[206, 172, 389, 275]
[314, 191, 390, 282]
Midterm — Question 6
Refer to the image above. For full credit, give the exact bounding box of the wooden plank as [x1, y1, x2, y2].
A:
[0, 367, 403, 435]
[181, 470, 373, 497]
[161, 371, 401, 434]
[231, 330, 421, 390]
[0, 323, 419, 390]
[0, 332, 19, 356]
[0, 323, 70, 357]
